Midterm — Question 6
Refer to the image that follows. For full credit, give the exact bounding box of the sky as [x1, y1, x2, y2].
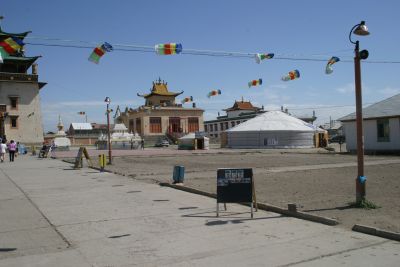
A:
[2, 0, 400, 132]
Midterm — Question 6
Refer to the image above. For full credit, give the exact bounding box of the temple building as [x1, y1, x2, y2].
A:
[118, 79, 204, 145]
[0, 26, 45, 144]
[204, 99, 265, 139]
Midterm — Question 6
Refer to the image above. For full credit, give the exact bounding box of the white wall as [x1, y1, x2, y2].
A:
[0, 81, 44, 144]
[343, 117, 400, 152]
[227, 110, 253, 118]
[227, 131, 314, 149]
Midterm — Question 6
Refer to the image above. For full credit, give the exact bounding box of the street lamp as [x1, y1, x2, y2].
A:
[104, 97, 112, 165]
[349, 21, 370, 203]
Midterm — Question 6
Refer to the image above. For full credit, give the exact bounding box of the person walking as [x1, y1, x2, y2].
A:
[8, 140, 17, 162]
[15, 141, 19, 157]
[0, 140, 6, 162]
[141, 138, 145, 150]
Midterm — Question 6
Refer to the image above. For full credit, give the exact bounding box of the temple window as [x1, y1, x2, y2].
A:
[10, 116, 18, 129]
[9, 96, 19, 110]
[188, 117, 199, 132]
[150, 117, 162, 133]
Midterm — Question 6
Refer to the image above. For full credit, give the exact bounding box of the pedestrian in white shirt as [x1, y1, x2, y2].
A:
[0, 140, 7, 162]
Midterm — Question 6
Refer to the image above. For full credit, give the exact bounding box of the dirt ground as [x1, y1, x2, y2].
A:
[88, 147, 400, 233]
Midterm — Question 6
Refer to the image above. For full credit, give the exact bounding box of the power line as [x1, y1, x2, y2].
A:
[24, 36, 400, 64]
[204, 103, 374, 112]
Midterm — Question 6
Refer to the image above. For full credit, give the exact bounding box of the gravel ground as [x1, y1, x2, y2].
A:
[73, 147, 400, 233]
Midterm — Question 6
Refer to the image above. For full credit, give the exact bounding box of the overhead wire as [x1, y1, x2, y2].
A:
[24, 35, 400, 63]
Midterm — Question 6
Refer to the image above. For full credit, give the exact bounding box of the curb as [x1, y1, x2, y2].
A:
[159, 183, 338, 226]
[352, 224, 400, 242]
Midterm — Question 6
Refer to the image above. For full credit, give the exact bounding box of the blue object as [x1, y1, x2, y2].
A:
[358, 175, 367, 184]
[18, 144, 27, 154]
[173, 166, 185, 183]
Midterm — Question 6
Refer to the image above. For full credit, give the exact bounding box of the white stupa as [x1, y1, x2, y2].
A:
[53, 115, 71, 150]
[97, 123, 142, 150]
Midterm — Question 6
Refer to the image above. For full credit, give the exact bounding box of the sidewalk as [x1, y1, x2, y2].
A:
[0, 156, 399, 266]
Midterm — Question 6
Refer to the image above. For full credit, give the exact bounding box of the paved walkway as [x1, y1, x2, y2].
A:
[0, 156, 399, 266]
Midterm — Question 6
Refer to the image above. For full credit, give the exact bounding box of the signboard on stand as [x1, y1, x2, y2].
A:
[216, 168, 257, 218]
[74, 147, 93, 169]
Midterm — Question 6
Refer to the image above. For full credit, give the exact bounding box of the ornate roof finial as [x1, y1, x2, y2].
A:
[241, 96, 244, 102]
[158, 77, 162, 84]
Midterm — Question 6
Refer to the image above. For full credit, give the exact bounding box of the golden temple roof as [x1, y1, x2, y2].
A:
[137, 78, 183, 98]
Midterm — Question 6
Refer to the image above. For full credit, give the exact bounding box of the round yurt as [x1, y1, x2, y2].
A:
[226, 111, 325, 149]
[178, 133, 209, 150]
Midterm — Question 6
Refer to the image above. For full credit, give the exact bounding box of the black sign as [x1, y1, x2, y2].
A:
[217, 168, 253, 203]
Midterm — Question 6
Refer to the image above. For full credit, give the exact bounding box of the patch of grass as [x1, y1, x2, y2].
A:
[349, 199, 380, 209]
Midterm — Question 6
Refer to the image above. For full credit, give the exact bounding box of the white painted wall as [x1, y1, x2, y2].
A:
[343, 117, 400, 152]
[227, 110, 253, 118]
[0, 81, 44, 144]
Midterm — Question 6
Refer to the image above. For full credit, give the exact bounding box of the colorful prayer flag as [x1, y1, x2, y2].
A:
[181, 96, 193, 104]
[248, 79, 262, 88]
[155, 43, 182, 55]
[281, 70, 300, 81]
[0, 37, 24, 55]
[88, 42, 113, 64]
[207, 89, 222, 98]
[0, 47, 9, 63]
[255, 53, 274, 64]
[325, 56, 340, 74]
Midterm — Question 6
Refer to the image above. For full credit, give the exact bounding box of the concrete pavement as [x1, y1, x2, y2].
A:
[0, 156, 399, 266]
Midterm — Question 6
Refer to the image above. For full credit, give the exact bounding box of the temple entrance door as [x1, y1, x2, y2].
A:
[169, 117, 181, 133]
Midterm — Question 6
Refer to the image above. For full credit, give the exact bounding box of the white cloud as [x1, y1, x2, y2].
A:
[336, 83, 354, 94]
[269, 84, 288, 90]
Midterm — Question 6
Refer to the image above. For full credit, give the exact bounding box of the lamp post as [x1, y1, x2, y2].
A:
[104, 97, 112, 165]
[349, 21, 370, 202]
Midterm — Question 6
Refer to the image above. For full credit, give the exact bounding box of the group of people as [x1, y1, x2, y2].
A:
[0, 139, 19, 163]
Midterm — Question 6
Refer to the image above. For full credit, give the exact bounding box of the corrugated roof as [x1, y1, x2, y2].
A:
[70, 123, 92, 130]
[339, 93, 400, 121]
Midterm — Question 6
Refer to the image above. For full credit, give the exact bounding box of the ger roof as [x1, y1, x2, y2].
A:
[70, 123, 93, 130]
[226, 111, 322, 132]
[339, 93, 400, 121]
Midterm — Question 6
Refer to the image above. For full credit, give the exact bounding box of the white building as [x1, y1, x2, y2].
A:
[339, 93, 400, 154]
[0, 27, 45, 144]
